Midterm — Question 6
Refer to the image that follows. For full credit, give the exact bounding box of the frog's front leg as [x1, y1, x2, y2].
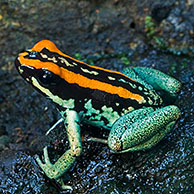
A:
[35, 109, 82, 189]
[108, 105, 181, 153]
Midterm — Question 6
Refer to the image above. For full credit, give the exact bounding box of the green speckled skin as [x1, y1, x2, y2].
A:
[35, 67, 181, 190]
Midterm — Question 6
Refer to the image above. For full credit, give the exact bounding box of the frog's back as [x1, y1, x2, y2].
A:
[39, 52, 162, 116]
[72, 63, 162, 112]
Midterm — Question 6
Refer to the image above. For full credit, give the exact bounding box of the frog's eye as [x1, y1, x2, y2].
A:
[28, 51, 38, 58]
[37, 70, 60, 87]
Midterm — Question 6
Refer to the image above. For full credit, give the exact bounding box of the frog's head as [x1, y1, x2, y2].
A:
[15, 40, 84, 109]
[15, 40, 64, 96]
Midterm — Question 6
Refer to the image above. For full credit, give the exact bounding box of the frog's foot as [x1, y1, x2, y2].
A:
[108, 105, 181, 152]
[35, 147, 73, 190]
[35, 146, 60, 179]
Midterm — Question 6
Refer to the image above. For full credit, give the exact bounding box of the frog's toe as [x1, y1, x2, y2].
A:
[35, 154, 45, 168]
[43, 146, 52, 165]
[56, 178, 73, 190]
[35, 146, 52, 167]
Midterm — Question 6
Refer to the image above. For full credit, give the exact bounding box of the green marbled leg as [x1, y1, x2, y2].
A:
[132, 67, 181, 97]
[122, 67, 153, 90]
[108, 105, 181, 153]
[35, 109, 82, 190]
[108, 107, 155, 151]
[126, 120, 176, 151]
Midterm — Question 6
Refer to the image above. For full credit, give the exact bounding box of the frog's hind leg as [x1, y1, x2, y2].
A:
[108, 105, 181, 153]
[124, 67, 181, 98]
[122, 67, 152, 90]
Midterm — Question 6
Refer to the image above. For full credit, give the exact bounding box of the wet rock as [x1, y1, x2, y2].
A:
[0, 135, 10, 150]
[151, 4, 172, 23]
[0, 151, 59, 194]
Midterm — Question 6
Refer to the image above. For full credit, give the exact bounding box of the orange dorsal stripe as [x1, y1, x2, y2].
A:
[18, 55, 144, 102]
[31, 40, 135, 81]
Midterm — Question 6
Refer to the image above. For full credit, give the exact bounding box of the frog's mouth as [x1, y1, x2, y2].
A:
[15, 57, 33, 82]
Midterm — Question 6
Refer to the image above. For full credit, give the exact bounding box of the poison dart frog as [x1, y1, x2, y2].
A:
[15, 40, 181, 189]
